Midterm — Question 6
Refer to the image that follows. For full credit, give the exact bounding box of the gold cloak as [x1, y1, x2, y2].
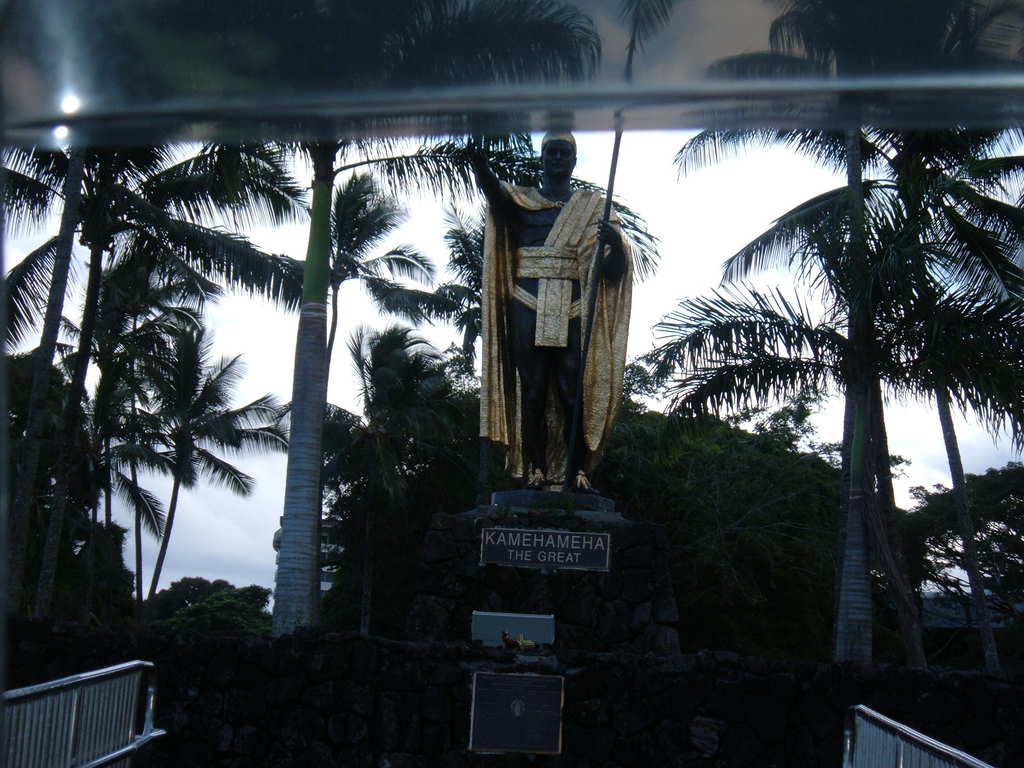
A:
[480, 183, 633, 483]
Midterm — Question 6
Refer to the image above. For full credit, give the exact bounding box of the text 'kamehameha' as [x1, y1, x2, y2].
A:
[479, 528, 611, 570]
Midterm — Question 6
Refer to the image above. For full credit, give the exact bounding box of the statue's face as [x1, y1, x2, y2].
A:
[542, 140, 576, 181]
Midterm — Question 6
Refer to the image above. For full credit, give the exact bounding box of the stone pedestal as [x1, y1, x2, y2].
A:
[406, 503, 681, 656]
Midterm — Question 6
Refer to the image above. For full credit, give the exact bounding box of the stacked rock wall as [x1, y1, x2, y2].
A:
[406, 511, 680, 655]
[8, 618, 1024, 768]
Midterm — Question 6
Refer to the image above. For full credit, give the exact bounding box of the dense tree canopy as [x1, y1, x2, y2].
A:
[165, 583, 273, 635]
[147, 576, 236, 623]
[593, 384, 842, 660]
[903, 463, 1024, 630]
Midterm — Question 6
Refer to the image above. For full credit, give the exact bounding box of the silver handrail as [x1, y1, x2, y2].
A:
[844, 704, 994, 768]
[3, 661, 166, 768]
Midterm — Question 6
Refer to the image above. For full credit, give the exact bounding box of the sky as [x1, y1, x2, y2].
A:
[6, 130, 1021, 596]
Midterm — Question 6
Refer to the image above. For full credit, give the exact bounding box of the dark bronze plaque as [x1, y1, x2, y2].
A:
[480, 528, 611, 570]
[469, 672, 564, 754]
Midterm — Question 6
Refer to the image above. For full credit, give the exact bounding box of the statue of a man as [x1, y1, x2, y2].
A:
[470, 132, 633, 490]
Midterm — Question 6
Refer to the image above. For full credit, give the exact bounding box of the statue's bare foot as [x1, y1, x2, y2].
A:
[574, 471, 600, 495]
[525, 469, 547, 489]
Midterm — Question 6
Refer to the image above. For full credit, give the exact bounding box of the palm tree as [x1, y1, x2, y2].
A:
[887, 290, 1024, 675]
[271, 0, 603, 635]
[648, 280, 927, 663]
[673, 0, 1024, 665]
[655, 125, 1024, 666]
[142, 324, 287, 606]
[325, 173, 435, 372]
[333, 326, 457, 636]
[89, 260, 200, 619]
[16, 143, 306, 615]
[4, 146, 87, 610]
[430, 206, 487, 360]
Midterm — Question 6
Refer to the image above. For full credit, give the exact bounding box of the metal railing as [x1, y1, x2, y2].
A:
[844, 705, 994, 768]
[3, 661, 165, 768]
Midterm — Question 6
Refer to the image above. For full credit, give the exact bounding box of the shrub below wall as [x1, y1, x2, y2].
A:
[8, 618, 1024, 768]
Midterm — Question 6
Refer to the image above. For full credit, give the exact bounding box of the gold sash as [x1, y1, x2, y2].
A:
[516, 246, 580, 346]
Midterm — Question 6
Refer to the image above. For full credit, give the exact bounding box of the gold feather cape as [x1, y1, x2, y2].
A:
[480, 183, 633, 483]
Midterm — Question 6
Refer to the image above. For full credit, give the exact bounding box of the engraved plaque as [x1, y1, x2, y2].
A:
[469, 672, 564, 754]
[480, 528, 611, 570]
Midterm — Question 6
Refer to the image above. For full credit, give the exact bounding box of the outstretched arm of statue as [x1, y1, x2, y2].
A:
[597, 219, 628, 283]
[467, 137, 515, 217]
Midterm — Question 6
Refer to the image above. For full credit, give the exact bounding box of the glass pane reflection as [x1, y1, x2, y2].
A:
[4, 0, 1024, 144]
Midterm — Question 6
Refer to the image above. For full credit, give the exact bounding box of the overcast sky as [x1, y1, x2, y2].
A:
[6, 130, 1020, 596]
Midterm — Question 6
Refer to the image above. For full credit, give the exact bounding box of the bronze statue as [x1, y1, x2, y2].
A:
[470, 132, 633, 490]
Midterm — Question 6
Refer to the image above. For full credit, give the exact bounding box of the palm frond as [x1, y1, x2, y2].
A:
[383, 0, 600, 89]
[668, 356, 838, 417]
[648, 286, 845, 417]
[6, 237, 58, 347]
[887, 290, 1024, 447]
[194, 448, 256, 497]
[112, 470, 167, 537]
[113, 193, 305, 309]
[364, 247, 435, 284]
[620, 0, 680, 74]
[722, 184, 849, 286]
[2, 148, 63, 235]
[143, 143, 308, 230]
[675, 128, 847, 178]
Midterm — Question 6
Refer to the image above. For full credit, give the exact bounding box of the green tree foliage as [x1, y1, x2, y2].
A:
[903, 462, 1024, 659]
[6, 142, 305, 616]
[164, 582, 272, 635]
[41, 520, 137, 625]
[146, 576, 235, 623]
[670, 0, 1024, 670]
[142, 324, 287, 605]
[320, 337, 473, 637]
[592, 384, 842, 660]
[7, 352, 135, 623]
[320, 347, 510, 637]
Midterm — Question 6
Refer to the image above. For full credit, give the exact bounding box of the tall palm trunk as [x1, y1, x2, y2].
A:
[833, 125, 925, 666]
[146, 475, 181, 607]
[103, 435, 114, 620]
[834, 128, 874, 663]
[835, 391, 873, 663]
[273, 302, 329, 634]
[326, 281, 341, 375]
[833, 387, 857, 643]
[477, 438, 492, 507]
[84, 497, 98, 623]
[9, 147, 86, 609]
[132, 462, 145, 626]
[868, 380, 927, 667]
[272, 145, 336, 636]
[936, 388, 1002, 677]
[359, 492, 375, 637]
[34, 238, 104, 616]
[128, 320, 146, 624]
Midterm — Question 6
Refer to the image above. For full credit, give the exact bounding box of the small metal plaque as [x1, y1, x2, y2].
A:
[469, 672, 564, 754]
[480, 528, 611, 570]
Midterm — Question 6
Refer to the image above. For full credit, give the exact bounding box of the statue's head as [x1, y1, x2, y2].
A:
[541, 131, 576, 182]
